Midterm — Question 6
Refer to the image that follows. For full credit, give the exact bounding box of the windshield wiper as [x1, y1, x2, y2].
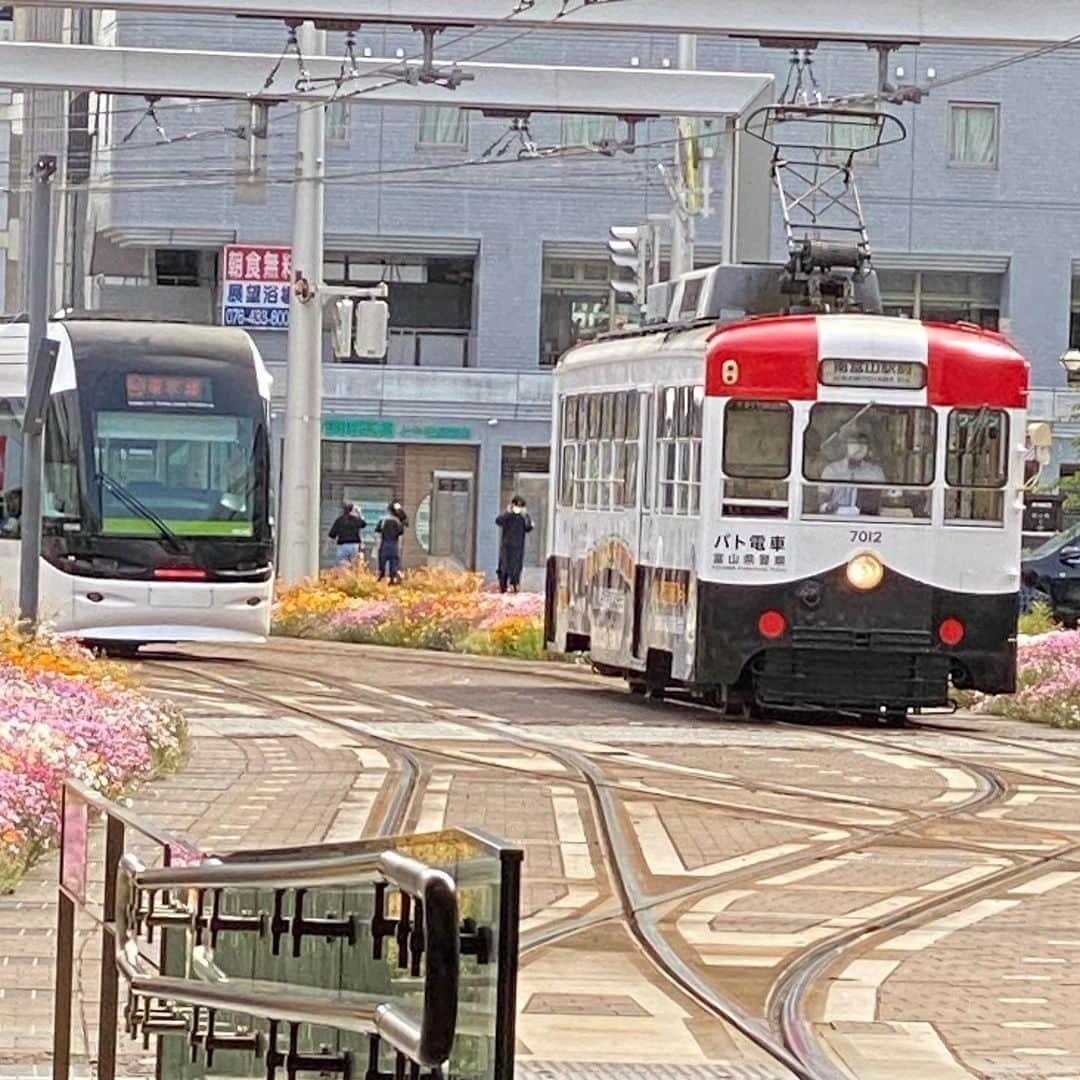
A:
[96, 472, 188, 554]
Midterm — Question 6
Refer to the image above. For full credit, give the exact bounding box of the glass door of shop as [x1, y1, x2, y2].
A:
[430, 470, 475, 569]
[514, 471, 549, 591]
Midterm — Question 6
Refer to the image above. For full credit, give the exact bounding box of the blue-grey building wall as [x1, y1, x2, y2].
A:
[88, 16, 1080, 570]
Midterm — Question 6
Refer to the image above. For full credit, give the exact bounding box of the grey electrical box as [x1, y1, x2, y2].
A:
[355, 298, 389, 359]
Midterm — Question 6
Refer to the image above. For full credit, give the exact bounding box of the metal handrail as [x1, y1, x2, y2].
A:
[115, 849, 459, 1067]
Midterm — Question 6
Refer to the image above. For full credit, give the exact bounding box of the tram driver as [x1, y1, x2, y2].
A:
[819, 430, 884, 515]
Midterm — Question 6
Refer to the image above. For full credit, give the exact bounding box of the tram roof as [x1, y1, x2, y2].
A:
[59, 319, 259, 368]
[557, 312, 1028, 410]
[0, 318, 259, 369]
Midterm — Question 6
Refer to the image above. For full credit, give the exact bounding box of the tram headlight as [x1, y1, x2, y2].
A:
[846, 553, 884, 591]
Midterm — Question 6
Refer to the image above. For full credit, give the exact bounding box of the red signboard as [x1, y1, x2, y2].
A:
[222, 244, 292, 331]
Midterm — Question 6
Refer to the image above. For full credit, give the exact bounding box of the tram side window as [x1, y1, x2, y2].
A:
[0, 400, 22, 539]
[44, 395, 81, 523]
[945, 408, 1008, 524]
[557, 391, 640, 511]
[722, 400, 793, 518]
[655, 385, 703, 516]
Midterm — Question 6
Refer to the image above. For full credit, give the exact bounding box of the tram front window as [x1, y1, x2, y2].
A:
[94, 412, 257, 537]
[802, 403, 936, 520]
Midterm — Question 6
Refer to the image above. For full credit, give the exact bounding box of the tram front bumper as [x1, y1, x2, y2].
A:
[43, 567, 273, 643]
[696, 567, 1017, 705]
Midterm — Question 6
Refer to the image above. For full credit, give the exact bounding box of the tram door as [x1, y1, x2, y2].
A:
[429, 470, 475, 569]
[631, 390, 650, 662]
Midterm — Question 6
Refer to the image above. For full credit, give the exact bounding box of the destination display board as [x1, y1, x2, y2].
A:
[819, 358, 926, 389]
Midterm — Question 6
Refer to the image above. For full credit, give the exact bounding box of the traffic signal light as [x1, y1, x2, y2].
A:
[608, 225, 647, 307]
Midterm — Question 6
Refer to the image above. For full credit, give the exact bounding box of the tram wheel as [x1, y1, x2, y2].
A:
[881, 708, 908, 728]
[628, 679, 648, 696]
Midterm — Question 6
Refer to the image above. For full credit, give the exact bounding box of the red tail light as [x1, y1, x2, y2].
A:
[154, 568, 207, 581]
[758, 610, 787, 639]
[939, 617, 965, 646]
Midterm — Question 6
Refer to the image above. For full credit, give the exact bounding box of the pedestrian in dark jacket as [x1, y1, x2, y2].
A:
[495, 495, 533, 593]
[376, 500, 408, 583]
[328, 501, 366, 564]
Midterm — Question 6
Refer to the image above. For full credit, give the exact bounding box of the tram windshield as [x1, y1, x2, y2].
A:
[93, 411, 257, 537]
[802, 403, 936, 520]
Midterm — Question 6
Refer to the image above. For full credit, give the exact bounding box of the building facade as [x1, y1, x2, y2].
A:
[8, 14, 1080, 574]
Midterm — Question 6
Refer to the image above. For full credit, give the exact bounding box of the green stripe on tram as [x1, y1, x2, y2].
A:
[102, 517, 254, 537]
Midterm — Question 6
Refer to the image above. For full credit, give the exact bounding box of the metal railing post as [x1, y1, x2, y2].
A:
[51, 894, 75, 1080]
[96, 814, 125, 1080]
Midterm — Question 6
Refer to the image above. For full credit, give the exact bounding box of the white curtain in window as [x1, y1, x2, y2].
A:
[326, 101, 349, 142]
[563, 113, 617, 148]
[950, 105, 997, 166]
[418, 106, 466, 146]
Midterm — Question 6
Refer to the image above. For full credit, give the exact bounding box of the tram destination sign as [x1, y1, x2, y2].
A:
[820, 358, 925, 389]
[222, 243, 292, 331]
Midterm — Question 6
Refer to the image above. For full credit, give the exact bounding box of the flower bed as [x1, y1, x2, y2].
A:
[970, 629, 1080, 727]
[273, 563, 547, 659]
[0, 626, 187, 891]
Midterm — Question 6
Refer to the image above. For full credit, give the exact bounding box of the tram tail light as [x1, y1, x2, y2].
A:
[846, 553, 884, 591]
[154, 568, 207, 581]
[758, 610, 786, 639]
[939, 618, 965, 646]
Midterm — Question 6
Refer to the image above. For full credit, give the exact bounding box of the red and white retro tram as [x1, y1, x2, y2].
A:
[545, 287, 1029, 720]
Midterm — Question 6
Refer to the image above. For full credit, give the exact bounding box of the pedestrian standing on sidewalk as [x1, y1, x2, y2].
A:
[328, 501, 366, 564]
[376, 500, 408, 584]
[495, 495, 533, 593]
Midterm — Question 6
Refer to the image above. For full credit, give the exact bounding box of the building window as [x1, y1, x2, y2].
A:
[323, 252, 474, 367]
[154, 249, 203, 288]
[540, 256, 632, 367]
[417, 106, 467, 148]
[326, 100, 350, 144]
[829, 108, 881, 165]
[1067, 278, 1080, 349]
[948, 103, 999, 168]
[562, 114, 617, 149]
[878, 269, 1001, 328]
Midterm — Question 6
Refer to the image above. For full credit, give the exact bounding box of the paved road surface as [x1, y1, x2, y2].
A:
[4, 639, 1080, 1078]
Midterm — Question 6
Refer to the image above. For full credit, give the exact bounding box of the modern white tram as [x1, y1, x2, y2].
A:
[0, 317, 274, 650]
[545, 300, 1029, 720]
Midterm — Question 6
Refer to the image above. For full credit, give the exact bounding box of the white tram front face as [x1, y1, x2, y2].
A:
[0, 321, 275, 644]
[697, 314, 1028, 711]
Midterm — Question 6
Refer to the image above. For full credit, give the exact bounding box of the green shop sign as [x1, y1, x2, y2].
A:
[322, 417, 473, 442]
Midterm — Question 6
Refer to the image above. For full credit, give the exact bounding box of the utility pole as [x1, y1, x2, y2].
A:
[277, 20, 327, 585]
[19, 154, 58, 625]
[669, 34, 697, 277]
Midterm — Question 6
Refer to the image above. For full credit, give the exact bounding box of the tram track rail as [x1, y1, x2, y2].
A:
[137, 648, 1080, 1080]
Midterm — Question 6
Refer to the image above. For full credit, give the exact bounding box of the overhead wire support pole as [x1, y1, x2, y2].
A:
[19, 154, 59, 627]
[669, 34, 697, 277]
[278, 20, 327, 585]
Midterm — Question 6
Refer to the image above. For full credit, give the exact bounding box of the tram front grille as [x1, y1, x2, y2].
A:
[791, 626, 933, 650]
[753, 648, 949, 709]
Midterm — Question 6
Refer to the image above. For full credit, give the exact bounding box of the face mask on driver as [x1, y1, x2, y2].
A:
[847, 441, 869, 462]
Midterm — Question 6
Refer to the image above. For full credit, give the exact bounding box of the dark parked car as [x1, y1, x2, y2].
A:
[1023, 523, 1080, 626]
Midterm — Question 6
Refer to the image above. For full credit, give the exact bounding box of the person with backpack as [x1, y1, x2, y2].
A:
[328, 501, 366, 564]
[375, 500, 408, 583]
